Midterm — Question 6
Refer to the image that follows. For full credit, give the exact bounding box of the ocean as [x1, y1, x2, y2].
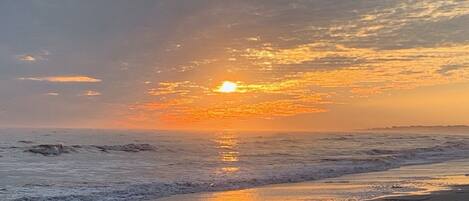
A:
[2, 128, 469, 200]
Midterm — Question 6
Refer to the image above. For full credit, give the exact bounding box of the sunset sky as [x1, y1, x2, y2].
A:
[1, 0, 469, 131]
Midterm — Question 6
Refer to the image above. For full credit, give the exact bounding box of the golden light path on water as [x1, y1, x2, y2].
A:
[214, 132, 240, 174]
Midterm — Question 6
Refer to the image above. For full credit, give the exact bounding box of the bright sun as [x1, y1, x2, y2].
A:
[218, 81, 238, 93]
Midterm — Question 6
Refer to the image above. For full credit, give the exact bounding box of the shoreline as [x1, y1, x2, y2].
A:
[157, 159, 469, 201]
[373, 185, 469, 201]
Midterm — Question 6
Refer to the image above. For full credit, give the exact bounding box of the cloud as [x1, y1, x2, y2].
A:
[246, 37, 260, 41]
[133, 42, 469, 124]
[132, 98, 194, 111]
[81, 90, 101, 96]
[45, 92, 59, 96]
[16, 50, 49, 62]
[17, 54, 37, 62]
[126, 43, 469, 125]
[160, 99, 326, 123]
[437, 63, 469, 75]
[18, 76, 102, 83]
[128, 77, 329, 124]
[147, 81, 207, 96]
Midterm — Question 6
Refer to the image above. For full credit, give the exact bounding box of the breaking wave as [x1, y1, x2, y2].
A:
[3, 129, 469, 201]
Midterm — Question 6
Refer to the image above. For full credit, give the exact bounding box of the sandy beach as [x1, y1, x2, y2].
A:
[374, 186, 469, 201]
[157, 158, 469, 201]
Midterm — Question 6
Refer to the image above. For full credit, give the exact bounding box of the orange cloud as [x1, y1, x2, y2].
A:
[148, 81, 207, 96]
[132, 98, 194, 111]
[160, 99, 326, 123]
[241, 42, 469, 94]
[122, 43, 469, 128]
[18, 76, 102, 83]
[127, 85, 328, 126]
[81, 90, 101, 96]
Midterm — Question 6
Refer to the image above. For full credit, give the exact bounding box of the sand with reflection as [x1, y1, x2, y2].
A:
[157, 158, 469, 201]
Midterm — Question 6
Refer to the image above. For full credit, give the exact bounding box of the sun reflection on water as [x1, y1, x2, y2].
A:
[220, 151, 239, 162]
[214, 132, 240, 173]
[221, 167, 240, 173]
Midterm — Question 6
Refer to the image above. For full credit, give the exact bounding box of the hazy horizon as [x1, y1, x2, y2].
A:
[2, 124, 469, 133]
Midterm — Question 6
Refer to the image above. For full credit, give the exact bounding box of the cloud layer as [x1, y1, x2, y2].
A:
[1, 0, 469, 129]
[18, 76, 102, 83]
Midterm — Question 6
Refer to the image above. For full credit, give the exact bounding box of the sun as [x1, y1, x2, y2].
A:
[218, 81, 238, 93]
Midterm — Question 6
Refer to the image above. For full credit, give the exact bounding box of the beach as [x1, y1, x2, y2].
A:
[157, 158, 469, 201]
[374, 186, 469, 201]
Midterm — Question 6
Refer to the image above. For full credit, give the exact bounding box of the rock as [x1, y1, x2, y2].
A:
[18, 140, 35, 144]
[26, 144, 75, 156]
[24, 143, 156, 156]
[93, 144, 156, 152]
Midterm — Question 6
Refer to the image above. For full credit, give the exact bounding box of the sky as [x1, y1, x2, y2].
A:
[1, 0, 469, 131]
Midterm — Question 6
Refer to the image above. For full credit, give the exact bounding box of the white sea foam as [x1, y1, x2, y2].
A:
[2, 128, 469, 200]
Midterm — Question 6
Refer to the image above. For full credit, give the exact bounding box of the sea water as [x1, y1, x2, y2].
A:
[2, 128, 469, 200]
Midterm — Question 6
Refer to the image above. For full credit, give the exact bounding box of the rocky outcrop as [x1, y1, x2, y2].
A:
[25, 144, 76, 156]
[92, 144, 156, 152]
[23, 143, 156, 156]
[18, 140, 35, 144]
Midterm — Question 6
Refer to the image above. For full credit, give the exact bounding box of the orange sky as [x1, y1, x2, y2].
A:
[1, 1, 469, 131]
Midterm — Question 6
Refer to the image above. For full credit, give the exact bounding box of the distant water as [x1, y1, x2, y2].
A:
[2, 128, 469, 201]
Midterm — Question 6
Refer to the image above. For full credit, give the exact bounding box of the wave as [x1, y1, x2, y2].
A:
[20, 143, 158, 156]
[13, 141, 469, 201]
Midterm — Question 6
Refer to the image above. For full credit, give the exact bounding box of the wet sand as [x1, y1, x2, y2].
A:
[158, 183, 469, 201]
[157, 159, 469, 201]
[375, 186, 469, 201]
